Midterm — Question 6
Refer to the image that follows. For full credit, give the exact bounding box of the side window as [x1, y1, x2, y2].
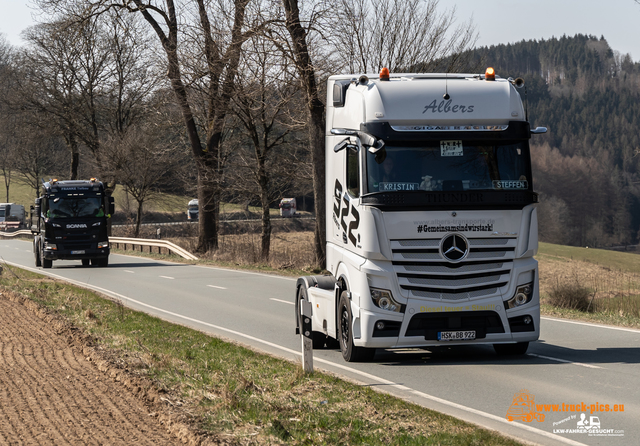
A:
[346, 146, 359, 197]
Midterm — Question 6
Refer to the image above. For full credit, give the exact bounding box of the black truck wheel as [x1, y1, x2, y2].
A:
[34, 240, 41, 267]
[337, 291, 375, 362]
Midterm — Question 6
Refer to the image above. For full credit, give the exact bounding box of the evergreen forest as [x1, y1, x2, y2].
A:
[467, 34, 640, 248]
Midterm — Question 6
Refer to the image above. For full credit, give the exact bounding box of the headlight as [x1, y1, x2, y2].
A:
[98, 241, 109, 248]
[505, 283, 533, 309]
[370, 288, 403, 313]
[45, 243, 57, 250]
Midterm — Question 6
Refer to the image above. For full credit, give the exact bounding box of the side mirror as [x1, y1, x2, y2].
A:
[108, 196, 115, 216]
[531, 127, 547, 134]
[374, 148, 387, 164]
[334, 138, 358, 153]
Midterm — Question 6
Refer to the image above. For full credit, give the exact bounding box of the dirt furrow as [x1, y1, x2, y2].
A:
[0, 294, 189, 445]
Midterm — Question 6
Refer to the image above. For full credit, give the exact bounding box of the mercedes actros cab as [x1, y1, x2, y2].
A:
[31, 178, 115, 268]
[295, 67, 546, 362]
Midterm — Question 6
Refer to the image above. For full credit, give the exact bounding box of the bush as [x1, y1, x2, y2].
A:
[547, 280, 594, 312]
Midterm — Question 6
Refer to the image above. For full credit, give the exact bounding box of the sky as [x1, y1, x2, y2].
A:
[2, 0, 640, 60]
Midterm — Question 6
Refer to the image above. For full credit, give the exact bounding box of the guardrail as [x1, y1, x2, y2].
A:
[0, 229, 31, 237]
[0, 230, 198, 261]
[109, 237, 198, 261]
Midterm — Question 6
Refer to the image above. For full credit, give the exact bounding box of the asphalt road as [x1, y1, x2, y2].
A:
[2, 238, 638, 446]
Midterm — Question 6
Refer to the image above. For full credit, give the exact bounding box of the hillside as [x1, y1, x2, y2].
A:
[462, 35, 640, 249]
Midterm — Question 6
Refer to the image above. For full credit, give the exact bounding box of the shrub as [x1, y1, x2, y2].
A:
[547, 280, 594, 312]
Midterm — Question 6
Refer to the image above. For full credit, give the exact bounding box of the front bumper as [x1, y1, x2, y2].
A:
[42, 247, 110, 261]
[353, 298, 540, 349]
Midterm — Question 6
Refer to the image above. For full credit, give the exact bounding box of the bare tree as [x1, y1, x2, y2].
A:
[0, 35, 17, 201]
[18, 17, 110, 180]
[280, 0, 327, 265]
[103, 124, 179, 237]
[229, 34, 304, 261]
[14, 7, 157, 194]
[13, 125, 67, 199]
[36, 0, 272, 253]
[330, 0, 477, 74]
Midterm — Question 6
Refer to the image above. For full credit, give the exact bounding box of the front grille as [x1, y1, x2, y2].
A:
[392, 237, 515, 300]
[53, 228, 97, 251]
[406, 310, 505, 339]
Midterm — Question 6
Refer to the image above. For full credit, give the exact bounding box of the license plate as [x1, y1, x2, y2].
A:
[438, 330, 476, 341]
[71, 250, 85, 255]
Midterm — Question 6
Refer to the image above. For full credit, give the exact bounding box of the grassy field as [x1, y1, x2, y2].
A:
[0, 173, 285, 218]
[537, 243, 640, 327]
[0, 266, 523, 446]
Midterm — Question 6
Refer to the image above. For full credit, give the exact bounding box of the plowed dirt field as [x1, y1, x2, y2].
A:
[0, 292, 200, 445]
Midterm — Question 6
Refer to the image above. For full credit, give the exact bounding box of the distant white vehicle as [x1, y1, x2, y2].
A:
[279, 198, 297, 217]
[187, 199, 199, 220]
[0, 203, 25, 230]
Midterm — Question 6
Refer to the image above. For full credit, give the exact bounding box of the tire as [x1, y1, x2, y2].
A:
[82, 259, 90, 266]
[42, 257, 52, 269]
[493, 342, 529, 356]
[296, 286, 329, 349]
[98, 257, 108, 267]
[337, 291, 375, 362]
[34, 240, 41, 267]
[40, 243, 52, 269]
[90, 258, 98, 266]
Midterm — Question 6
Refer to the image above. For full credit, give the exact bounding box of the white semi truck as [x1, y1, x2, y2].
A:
[295, 67, 546, 362]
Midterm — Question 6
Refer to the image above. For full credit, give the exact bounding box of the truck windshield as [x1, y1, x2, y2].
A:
[48, 197, 103, 218]
[366, 141, 531, 193]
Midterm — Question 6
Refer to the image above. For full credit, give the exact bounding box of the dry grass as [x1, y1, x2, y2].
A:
[172, 230, 318, 272]
[538, 249, 640, 322]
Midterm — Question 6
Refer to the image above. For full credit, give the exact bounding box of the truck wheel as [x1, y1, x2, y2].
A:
[42, 257, 52, 269]
[337, 291, 375, 362]
[98, 257, 109, 267]
[494, 342, 529, 355]
[296, 287, 329, 349]
[34, 241, 42, 267]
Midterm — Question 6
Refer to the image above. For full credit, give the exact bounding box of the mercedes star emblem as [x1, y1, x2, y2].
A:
[440, 233, 469, 262]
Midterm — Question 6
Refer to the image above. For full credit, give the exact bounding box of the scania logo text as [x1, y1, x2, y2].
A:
[66, 224, 87, 229]
[440, 233, 469, 262]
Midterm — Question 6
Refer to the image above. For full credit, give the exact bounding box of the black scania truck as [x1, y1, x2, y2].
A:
[31, 179, 114, 268]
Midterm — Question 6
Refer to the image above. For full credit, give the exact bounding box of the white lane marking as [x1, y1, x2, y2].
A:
[528, 353, 601, 369]
[0, 258, 593, 446]
[4, 261, 587, 446]
[124, 270, 135, 274]
[207, 285, 227, 290]
[159, 275, 174, 280]
[270, 298, 294, 305]
[192, 263, 297, 281]
[542, 316, 640, 334]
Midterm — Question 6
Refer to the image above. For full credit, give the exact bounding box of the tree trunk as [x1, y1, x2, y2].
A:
[258, 163, 271, 262]
[134, 199, 143, 238]
[282, 0, 326, 266]
[196, 161, 219, 253]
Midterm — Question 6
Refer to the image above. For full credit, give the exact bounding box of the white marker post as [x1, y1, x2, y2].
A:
[300, 300, 313, 373]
